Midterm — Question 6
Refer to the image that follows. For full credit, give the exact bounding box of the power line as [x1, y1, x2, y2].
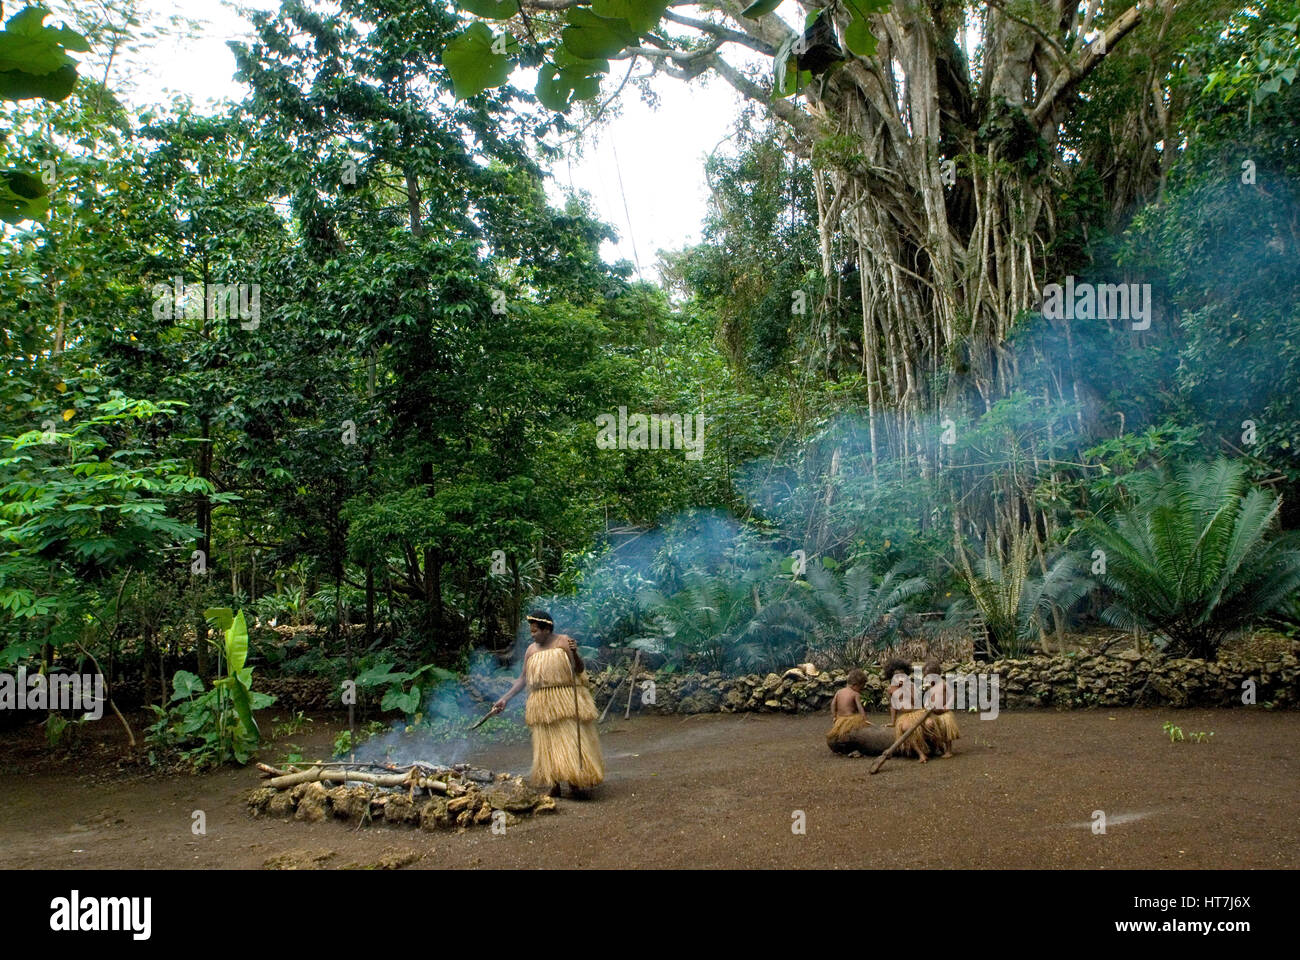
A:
[609, 137, 642, 279]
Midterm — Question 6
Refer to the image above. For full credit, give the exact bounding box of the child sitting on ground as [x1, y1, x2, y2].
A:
[922, 658, 958, 758]
[826, 668, 872, 753]
[884, 657, 936, 763]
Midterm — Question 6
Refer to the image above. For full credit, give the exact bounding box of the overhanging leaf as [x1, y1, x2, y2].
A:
[537, 57, 606, 111]
[0, 169, 48, 222]
[443, 21, 517, 99]
[742, 0, 783, 18]
[561, 8, 638, 61]
[844, 15, 879, 58]
[457, 0, 519, 18]
[0, 62, 76, 100]
[591, 0, 669, 33]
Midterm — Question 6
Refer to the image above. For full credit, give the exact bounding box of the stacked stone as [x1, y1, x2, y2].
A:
[584, 642, 1300, 714]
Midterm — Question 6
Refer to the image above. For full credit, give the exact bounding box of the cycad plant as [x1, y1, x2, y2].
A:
[797, 560, 929, 668]
[956, 528, 1089, 657]
[1085, 458, 1300, 659]
[635, 565, 804, 673]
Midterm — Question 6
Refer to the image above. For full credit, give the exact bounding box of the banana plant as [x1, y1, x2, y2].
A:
[203, 607, 260, 744]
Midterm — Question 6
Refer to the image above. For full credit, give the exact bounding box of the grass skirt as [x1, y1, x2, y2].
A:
[894, 709, 942, 758]
[826, 714, 871, 749]
[932, 710, 960, 745]
[525, 647, 605, 789]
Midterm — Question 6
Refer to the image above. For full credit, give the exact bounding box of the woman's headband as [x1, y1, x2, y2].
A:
[526, 615, 554, 628]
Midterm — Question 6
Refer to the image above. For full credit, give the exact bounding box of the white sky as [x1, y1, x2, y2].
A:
[113, 0, 775, 279]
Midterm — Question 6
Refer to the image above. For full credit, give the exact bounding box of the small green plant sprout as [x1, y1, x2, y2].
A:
[1189, 731, 1214, 743]
[332, 720, 386, 758]
[1162, 721, 1185, 742]
[272, 712, 312, 738]
[280, 744, 305, 765]
[332, 729, 353, 757]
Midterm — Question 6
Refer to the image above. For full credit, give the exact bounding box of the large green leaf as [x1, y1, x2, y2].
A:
[561, 9, 638, 61]
[742, 0, 783, 18]
[0, 7, 86, 102]
[0, 7, 88, 72]
[842, 0, 890, 57]
[413, 664, 459, 683]
[457, 0, 519, 18]
[0, 169, 48, 222]
[228, 676, 259, 741]
[225, 610, 249, 674]
[203, 606, 235, 631]
[591, 0, 669, 34]
[354, 661, 416, 687]
[0, 62, 75, 101]
[171, 670, 204, 701]
[843, 14, 879, 58]
[536, 58, 605, 111]
[443, 21, 517, 99]
[382, 685, 421, 715]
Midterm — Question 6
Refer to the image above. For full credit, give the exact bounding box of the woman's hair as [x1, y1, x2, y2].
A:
[846, 668, 868, 687]
[526, 610, 554, 630]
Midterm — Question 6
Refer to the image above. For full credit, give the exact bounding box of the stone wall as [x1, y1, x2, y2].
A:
[585, 644, 1300, 715]
[99, 644, 1297, 717]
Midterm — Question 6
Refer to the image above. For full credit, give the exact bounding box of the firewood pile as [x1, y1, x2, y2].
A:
[246, 760, 556, 830]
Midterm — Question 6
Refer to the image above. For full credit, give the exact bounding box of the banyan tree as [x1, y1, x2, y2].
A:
[444, 0, 1240, 555]
[449, 1, 1227, 415]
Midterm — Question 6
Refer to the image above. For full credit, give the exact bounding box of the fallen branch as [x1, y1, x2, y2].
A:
[265, 765, 437, 790]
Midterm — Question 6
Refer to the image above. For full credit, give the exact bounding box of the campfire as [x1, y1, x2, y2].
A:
[247, 760, 557, 830]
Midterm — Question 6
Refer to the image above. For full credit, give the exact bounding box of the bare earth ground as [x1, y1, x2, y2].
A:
[1, 708, 1296, 869]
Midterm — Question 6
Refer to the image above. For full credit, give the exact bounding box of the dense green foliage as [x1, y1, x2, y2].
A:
[1086, 459, 1300, 658]
[1, 1, 1297, 767]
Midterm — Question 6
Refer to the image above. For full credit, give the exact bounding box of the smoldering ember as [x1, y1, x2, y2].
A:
[2, 0, 1298, 888]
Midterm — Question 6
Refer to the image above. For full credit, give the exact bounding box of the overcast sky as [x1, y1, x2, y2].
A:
[111, 0, 777, 279]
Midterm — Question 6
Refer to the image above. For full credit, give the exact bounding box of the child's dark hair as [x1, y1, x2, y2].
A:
[883, 657, 911, 679]
[846, 668, 867, 687]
